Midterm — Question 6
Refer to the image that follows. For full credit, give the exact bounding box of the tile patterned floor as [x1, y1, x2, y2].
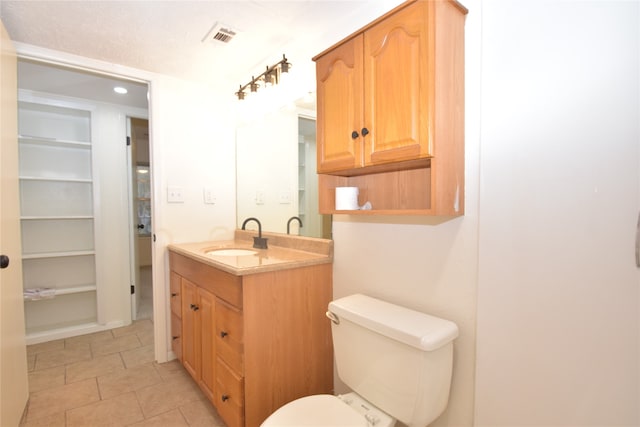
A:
[20, 319, 227, 427]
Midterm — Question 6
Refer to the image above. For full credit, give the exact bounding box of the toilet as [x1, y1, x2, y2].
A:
[261, 293, 459, 427]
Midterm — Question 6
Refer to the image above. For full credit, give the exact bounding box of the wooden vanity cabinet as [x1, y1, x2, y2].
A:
[169, 251, 333, 427]
[313, 0, 467, 216]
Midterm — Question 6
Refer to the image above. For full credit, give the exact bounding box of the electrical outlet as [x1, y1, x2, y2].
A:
[279, 191, 291, 204]
[167, 186, 184, 203]
[203, 188, 216, 204]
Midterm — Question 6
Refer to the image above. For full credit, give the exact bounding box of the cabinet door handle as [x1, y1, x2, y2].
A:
[171, 293, 177, 297]
[351, 130, 359, 139]
[190, 304, 199, 311]
[172, 336, 179, 340]
[221, 394, 230, 402]
[361, 127, 369, 137]
[220, 331, 228, 338]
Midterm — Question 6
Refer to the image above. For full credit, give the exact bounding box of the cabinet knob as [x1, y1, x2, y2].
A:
[172, 336, 179, 340]
[361, 127, 370, 137]
[220, 331, 228, 338]
[190, 304, 199, 311]
[221, 394, 230, 402]
[351, 130, 359, 139]
[171, 292, 178, 297]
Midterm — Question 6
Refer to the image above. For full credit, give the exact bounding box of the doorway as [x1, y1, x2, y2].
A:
[16, 58, 151, 341]
[129, 118, 153, 320]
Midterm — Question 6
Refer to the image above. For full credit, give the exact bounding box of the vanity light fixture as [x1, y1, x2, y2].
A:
[235, 54, 292, 100]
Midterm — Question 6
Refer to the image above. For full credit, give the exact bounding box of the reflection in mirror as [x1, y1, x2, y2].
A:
[236, 98, 331, 239]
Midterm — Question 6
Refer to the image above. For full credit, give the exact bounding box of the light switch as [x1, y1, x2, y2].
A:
[255, 191, 265, 205]
[167, 186, 184, 203]
[203, 188, 216, 204]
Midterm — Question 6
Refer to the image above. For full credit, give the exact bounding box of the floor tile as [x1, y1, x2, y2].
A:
[97, 362, 162, 400]
[111, 319, 153, 338]
[90, 333, 141, 357]
[27, 340, 65, 357]
[19, 411, 65, 427]
[34, 346, 92, 370]
[121, 344, 154, 368]
[137, 328, 155, 346]
[66, 391, 144, 426]
[130, 408, 189, 426]
[64, 330, 114, 347]
[153, 359, 183, 380]
[28, 366, 65, 393]
[65, 353, 125, 384]
[135, 372, 204, 418]
[179, 399, 226, 426]
[26, 378, 100, 422]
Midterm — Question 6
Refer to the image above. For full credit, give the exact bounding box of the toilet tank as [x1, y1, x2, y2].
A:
[328, 294, 459, 427]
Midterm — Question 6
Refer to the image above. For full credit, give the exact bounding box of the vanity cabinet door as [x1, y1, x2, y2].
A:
[170, 272, 183, 361]
[198, 288, 216, 402]
[316, 34, 364, 174]
[181, 278, 199, 380]
[215, 299, 244, 374]
[216, 357, 245, 427]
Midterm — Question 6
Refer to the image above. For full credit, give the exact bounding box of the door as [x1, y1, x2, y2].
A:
[0, 19, 29, 426]
[363, 0, 431, 166]
[315, 35, 363, 173]
[128, 117, 152, 320]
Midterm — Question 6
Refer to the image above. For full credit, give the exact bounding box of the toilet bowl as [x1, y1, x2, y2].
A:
[261, 392, 395, 427]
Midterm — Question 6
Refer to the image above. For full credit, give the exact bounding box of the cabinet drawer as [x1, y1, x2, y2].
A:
[216, 299, 244, 373]
[170, 271, 181, 318]
[215, 357, 244, 427]
[171, 313, 182, 361]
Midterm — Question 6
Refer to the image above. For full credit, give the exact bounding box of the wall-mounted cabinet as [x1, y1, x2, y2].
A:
[313, 0, 467, 216]
[18, 101, 98, 336]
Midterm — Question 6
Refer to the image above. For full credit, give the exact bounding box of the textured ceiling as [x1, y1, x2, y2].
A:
[1, 0, 404, 85]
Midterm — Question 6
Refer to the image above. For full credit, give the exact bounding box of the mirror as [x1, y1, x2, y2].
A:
[236, 93, 331, 239]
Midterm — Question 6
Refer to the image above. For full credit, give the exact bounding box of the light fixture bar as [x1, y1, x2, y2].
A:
[235, 54, 292, 100]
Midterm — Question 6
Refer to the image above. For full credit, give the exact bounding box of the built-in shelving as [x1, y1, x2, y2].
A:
[18, 100, 98, 339]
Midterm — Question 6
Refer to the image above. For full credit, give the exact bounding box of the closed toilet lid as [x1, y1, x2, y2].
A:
[261, 395, 368, 426]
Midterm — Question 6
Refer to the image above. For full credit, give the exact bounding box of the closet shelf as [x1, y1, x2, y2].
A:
[21, 215, 94, 220]
[22, 250, 95, 259]
[19, 135, 91, 148]
[19, 176, 92, 183]
[24, 284, 97, 301]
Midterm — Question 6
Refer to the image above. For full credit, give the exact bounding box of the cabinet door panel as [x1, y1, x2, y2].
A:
[316, 35, 364, 173]
[216, 299, 244, 374]
[170, 272, 181, 318]
[364, 1, 431, 165]
[198, 288, 216, 402]
[181, 279, 199, 380]
[171, 313, 182, 361]
[216, 357, 244, 427]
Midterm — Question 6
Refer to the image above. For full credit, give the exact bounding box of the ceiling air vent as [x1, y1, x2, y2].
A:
[202, 22, 237, 44]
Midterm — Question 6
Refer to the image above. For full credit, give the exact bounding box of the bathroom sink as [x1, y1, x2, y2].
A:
[206, 248, 257, 256]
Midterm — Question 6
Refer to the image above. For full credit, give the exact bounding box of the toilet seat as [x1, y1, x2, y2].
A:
[261, 393, 394, 427]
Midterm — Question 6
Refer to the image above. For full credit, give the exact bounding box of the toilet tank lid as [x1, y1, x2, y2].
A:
[329, 294, 459, 351]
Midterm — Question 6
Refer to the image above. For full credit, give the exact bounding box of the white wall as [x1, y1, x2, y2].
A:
[474, 0, 639, 425]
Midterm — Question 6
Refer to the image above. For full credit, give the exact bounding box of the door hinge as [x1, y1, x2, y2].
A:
[130, 285, 135, 295]
[126, 136, 131, 146]
[153, 234, 156, 242]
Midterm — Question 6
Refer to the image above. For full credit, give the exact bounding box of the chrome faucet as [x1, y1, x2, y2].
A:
[287, 216, 303, 235]
[241, 217, 268, 249]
